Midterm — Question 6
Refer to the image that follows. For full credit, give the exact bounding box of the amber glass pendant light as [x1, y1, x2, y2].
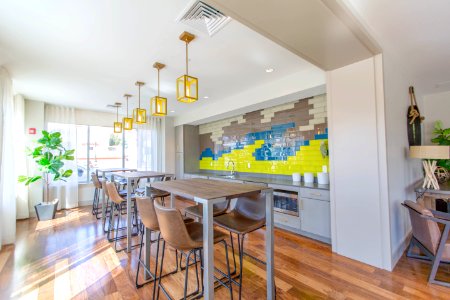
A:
[122, 94, 133, 130]
[113, 103, 123, 133]
[177, 31, 198, 103]
[151, 62, 167, 116]
[133, 81, 147, 124]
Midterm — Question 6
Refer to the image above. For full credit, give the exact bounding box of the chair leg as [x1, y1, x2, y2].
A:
[237, 234, 245, 300]
[229, 232, 237, 275]
[183, 250, 192, 300]
[156, 240, 166, 300]
[428, 225, 450, 287]
[223, 241, 233, 300]
[135, 231, 147, 288]
[92, 188, 98, 215]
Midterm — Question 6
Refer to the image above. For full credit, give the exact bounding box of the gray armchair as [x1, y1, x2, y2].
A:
[403, 200, 450, 287]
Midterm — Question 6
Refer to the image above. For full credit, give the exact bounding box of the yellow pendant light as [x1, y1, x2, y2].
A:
[151, 62, 167, 116]
[133, 81, 147, 124]
[176, 31, 198, 103]
[113, 103, 122, 133]
[123, 94, 133, 130]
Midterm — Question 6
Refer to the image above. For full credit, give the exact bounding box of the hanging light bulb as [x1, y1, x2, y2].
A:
[133, 81, 147, 124]
[176, 31, 198, 103]
[151, 62, 167, 116]
[123, 94, 133, 130]
[113, 102, 122, 133]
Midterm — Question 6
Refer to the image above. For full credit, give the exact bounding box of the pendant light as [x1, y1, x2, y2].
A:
[151, 62, 167, 116]
[133, 81, 147, 124]
[123, 94, 133, 130]
[176, 31, 198, 103]
[113, 102, 122, 133]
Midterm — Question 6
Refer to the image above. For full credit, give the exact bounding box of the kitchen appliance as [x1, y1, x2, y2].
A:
[273, 189, 299, 216]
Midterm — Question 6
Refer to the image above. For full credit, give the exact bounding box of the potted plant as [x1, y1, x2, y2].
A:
[431, 120, 450, 170]
[18, 130, 75, 221]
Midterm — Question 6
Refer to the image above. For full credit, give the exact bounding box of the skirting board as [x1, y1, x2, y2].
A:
[391, 230, 412, 270]
[79, 200, 94, 207]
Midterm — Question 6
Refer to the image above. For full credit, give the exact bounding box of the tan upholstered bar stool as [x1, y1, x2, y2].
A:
[154, 199, 233, 300]
[213, 193, 266, 300]
[91, 173, 102, 218]
[105, 182, 139, 252]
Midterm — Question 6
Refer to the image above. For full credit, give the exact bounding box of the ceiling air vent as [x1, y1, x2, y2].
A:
[177, 0, 231, 37]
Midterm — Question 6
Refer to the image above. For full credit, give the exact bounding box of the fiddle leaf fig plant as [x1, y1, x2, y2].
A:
[18, 130, 75, 202]
[431, 120, 450, 170]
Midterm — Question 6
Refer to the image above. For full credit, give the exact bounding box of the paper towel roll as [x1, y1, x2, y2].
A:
[304, 172, 314, 183]
[292, 173, 301, 182]
[317, 172, 329, 185]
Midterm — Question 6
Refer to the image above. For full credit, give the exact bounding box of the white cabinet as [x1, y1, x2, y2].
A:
[299, 189, 331, 240]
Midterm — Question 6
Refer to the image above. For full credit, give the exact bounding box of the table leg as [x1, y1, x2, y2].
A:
[170, 193, 175, 208]
[127, 177, 132, 252]
[101, 171, 107, 231]
[199, 197, 214, 300]
[265, 190, 275, 299]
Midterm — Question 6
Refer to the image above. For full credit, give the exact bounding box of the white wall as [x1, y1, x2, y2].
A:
[422, 90, 450, 144]
[381, 53, 424, 267]
[174, 67, 325, 126]
[327, 56, 392, 270]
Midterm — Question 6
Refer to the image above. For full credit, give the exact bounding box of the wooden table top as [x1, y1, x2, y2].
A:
[97, 168, 137, 173]
[150, 178, 270, 200]
[112, 171, 171, 179]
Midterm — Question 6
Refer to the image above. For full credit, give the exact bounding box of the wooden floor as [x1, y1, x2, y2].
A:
[0, 203, 449, 300]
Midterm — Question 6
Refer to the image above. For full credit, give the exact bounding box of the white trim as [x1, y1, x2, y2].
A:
[392, 230, 412, 268]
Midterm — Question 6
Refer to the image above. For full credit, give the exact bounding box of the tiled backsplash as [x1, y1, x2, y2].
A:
[199, 94, 329, 176]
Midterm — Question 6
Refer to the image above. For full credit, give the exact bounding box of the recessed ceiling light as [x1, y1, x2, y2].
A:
[203, 96, 209, 99]
[170, 110, 175, 113]
[265, 68, 274, 73]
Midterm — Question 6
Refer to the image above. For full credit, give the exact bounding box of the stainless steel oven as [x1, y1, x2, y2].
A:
[273, 189, 299, 216]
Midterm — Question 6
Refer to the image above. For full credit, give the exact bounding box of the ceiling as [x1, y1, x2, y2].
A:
[0, 0, 319, 116]
[346, 0, 450, 95]
[205, 0, 380, 70]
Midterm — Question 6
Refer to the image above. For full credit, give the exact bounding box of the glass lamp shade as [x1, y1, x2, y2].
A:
[114, 122, 123, 133]
[151, 96, 167, 116]
[123, 117, 133, 130]
[133, 108, 147, 124]
[176, 75, 198, 103]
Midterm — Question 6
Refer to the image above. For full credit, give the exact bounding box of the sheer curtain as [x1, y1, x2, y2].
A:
[0, 67, 16, 250]
[137, 117, 163, 171]
[45, 105, 79, 209]
[14, 94, 29, 219]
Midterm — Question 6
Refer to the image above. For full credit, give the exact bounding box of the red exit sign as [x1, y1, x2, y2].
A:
[28, 128, 36, 134]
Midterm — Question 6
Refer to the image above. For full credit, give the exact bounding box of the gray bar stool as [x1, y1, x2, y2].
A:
[213, 193, 266, 300]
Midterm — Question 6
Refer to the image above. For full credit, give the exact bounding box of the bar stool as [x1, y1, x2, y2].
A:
[91, 173, 102, 218]
[213, 193, 266, 300]
[105, 182, 139, 252]
[135, 196, 194, 290]
[154, 199, 233, 300]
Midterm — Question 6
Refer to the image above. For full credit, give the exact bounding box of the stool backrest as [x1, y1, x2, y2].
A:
[403, 200, 441, 255]
[154, 199, 196, 250]
[101, 180, 109, 198]
[91, 173, 102, 189]
[106, 182, 124, 205]
[135, 197, 159, 231]
[235, 192, 266, 222]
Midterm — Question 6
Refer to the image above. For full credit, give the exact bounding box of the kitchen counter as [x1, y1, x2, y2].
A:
[185, 172, 330, 190]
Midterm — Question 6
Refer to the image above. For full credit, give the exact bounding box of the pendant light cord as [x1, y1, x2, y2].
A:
[116, 106, 119, 122]
[185, 40, 189, 75]
[126, 96, 129, 118]
[158, 68, 160, 97]
[138, 85, 141, 108]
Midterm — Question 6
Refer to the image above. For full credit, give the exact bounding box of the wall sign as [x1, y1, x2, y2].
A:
[28, 128, 36, 135]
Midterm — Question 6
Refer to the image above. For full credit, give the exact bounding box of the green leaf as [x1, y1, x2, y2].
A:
[62, 169, 73, 177]
[65, 149, 75, 156]
[443, 128, 450, 135]
[65, 156, 75, 161]
[18, 175, 29, 183]
[42, 130, 49, 137]
[51, 132, 61, 138]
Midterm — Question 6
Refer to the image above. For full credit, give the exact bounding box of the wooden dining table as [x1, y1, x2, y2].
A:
[96, 168, 137, 227]
[111, 171, 173, 252]
[148, 178, 275, 300]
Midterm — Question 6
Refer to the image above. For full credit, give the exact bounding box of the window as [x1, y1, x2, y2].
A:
[75, 125, 137, 183]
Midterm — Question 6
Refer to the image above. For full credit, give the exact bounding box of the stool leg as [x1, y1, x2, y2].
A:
[229, 232, 237, 275]
[223, 241, 233, 300]
[156, 240, 166, 300]
[135, 229, 147, 288]
[183, 250, 192, 300]
[237, 234, 245, 300]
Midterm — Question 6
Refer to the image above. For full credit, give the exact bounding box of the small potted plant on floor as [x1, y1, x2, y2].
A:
[18, 130, 75, 221]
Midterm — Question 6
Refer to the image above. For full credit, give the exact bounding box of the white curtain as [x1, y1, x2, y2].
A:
[0, 67, 16, 249]
[45, 105, 79, 209]
[137, 116, 163, 171]
[14, 94, 29, 219]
